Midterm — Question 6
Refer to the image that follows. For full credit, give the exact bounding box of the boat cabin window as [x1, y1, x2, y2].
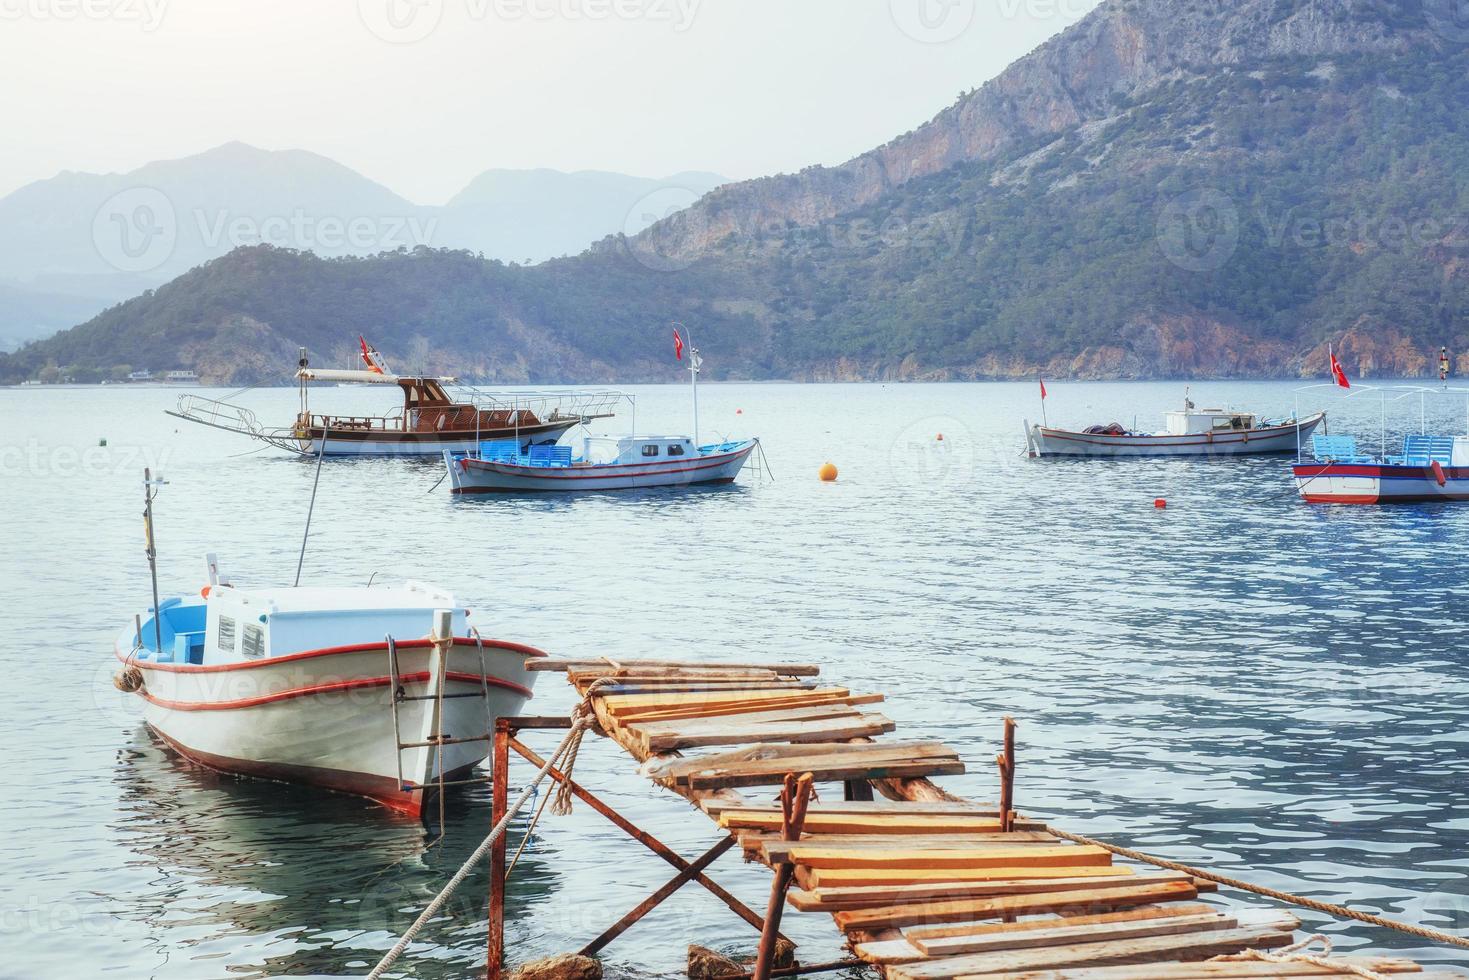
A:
[242, 624, 264, 659]
[641, 445, 660, 457]
[218, 615, 236, 652]
[667, 444, 686, 457]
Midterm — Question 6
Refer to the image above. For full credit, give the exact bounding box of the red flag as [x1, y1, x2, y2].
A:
[1039, 379, 1047, 400]
[673, 328, 684, 361]
[1329, 345, 1350, 389]
[359, 335, 384, 374]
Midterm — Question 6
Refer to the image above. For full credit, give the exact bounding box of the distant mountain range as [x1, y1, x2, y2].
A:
[6, 0, 1469, 384]
[0, 144, 725, 349]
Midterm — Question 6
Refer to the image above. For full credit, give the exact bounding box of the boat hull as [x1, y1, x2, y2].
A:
[295, 420, 580, 457]
[1028, 414, 1325, 458]
[1294, 462, 1469, 504]
[117, 637, 542, 814]
[446, 442, 757, 493]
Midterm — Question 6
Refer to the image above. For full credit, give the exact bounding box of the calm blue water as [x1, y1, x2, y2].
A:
[2, 380, 1468, 979]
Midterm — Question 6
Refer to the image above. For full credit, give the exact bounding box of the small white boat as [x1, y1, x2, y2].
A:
[444, 436, 758, 494]
[114, 567, 542, 816]
[1026, 393, 1324, 458]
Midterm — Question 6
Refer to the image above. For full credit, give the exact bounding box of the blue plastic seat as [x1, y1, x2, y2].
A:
[479, 440, 519, 462]
[1402, 435, 1455, 466]
[1311, 434, 1373, 463]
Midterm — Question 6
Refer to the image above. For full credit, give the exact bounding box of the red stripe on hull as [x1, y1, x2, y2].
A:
[139, 671, 533, 711]
[1301, 493, 1381, 504]
[118, 636, 547, 675]
[149, 725, 475, 817]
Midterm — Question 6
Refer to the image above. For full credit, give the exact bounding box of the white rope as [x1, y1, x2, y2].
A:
[1211, 934, 1387, 980]
[364, 717, 592, 980]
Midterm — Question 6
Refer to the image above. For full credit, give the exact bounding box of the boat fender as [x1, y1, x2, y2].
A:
[113, 666, 144, 694]
[1432, 460, 1447, 487]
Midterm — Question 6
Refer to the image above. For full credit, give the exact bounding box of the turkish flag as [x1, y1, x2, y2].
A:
[1330, 349, 1351, 389]
[1040, 379, 1047, 399]
[673, 329, 684, 361]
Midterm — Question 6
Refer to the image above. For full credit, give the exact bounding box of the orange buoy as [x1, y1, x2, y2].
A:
[819, 462, 838, 482]
[736, 408, 743, 415]
[201, 585, 212, 598]
[936, 433, 944, 441]
[1154, 498, 1167, 509]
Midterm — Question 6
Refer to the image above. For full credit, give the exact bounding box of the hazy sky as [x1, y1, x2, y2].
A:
[0, 0, 1099, 204]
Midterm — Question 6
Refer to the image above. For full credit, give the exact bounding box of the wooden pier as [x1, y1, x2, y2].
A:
[487, 658, 1459, 979]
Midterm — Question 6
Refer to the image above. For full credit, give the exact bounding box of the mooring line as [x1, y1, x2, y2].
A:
[365, 715, 591, 980]
[1047, 827, 1469, 951]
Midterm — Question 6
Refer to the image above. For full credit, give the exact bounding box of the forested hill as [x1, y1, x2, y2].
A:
[7, 0, 1469, 385]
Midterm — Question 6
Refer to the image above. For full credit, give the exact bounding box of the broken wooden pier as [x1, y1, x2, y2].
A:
[485, 658, 1457, 979]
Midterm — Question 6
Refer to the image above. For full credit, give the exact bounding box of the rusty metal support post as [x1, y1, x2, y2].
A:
[487, 718, 510, 980]
[997, 716, 1016, 834]
[508, 737, 780, 940]
[753, 772, 814, 980]
[579, 836, 736, 956]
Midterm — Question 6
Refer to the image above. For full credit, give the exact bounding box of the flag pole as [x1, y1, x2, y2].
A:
[1039, 380, 1048, 428]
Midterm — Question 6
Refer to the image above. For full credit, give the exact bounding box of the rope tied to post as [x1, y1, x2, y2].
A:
[364, 712, 596, 980]
[1212, 934, 1387, 980]
[550, 676, 615, 816]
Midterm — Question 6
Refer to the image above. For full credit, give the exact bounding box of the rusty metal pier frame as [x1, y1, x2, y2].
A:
[487, 715, 803, 980]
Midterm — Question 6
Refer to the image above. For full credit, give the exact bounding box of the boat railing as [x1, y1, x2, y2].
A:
[453, 387, 626, 423]
[305, 413, 399, 431]
[169, 394, 269, 438]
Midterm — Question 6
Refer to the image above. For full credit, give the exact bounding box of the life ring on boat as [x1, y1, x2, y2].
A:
[113, 666, 144, 693]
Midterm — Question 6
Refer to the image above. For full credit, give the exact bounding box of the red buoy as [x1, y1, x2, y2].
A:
[1432, 460, 1447, 487]
[1154, 498, 1167, 509]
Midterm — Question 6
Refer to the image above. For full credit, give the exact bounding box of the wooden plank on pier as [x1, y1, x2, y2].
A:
[830, 879, 1201, 932]
[702, 798, 1000, 817]
[531, 658, 822, 676]
[616, 692, 887, 725]
[633, 712, 897, 751]
[753, 832, 1059, 862]
[973, 960, 1436, 978]
[885, 912, 1299, 978]
[719, 809, 1035, 835]
[904, 903, 1219, 943]
[807, 864, 1128, 889]
[653, 741, 963, 790]
[912, 909, 1240, 957]
[790, 872, 1202, 913]
[787, 843, 1110, 871]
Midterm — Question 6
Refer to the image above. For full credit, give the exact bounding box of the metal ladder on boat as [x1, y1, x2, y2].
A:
[386, 621, 499, 802]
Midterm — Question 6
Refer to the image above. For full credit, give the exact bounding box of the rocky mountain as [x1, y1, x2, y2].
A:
[0, 145, 725, 348]
[6, 0, 1469, 384]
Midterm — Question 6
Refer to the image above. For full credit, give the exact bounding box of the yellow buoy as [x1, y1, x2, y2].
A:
[818, 461, 838, 482]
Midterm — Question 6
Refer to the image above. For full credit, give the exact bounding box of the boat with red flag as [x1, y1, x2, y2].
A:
[167, 337, 620, 457]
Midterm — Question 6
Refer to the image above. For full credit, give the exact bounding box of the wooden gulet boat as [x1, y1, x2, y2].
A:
[167, 338, 620, 457]
[1026, 390, 1325, 458]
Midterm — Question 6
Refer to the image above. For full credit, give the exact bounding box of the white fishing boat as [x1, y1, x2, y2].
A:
[111, 472, 543, 818]
[113, 572, 542, 816]
[444, 435, 758, 494]
[1025, 389, 1324, 458]
[1293, 384, 1469, 504]
[443, 324, 761, 493]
